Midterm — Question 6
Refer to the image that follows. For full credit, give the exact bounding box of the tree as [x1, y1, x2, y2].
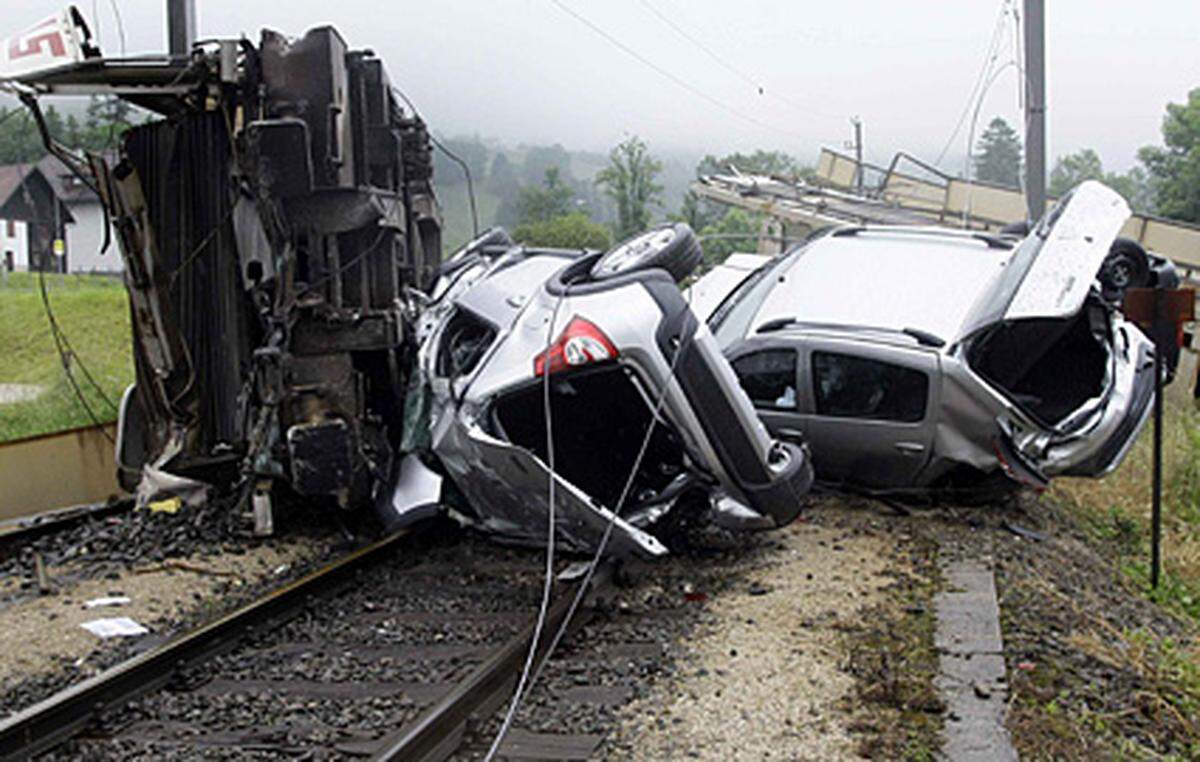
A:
[673, 190, 719, 231]
[696, 149, 807, 179]
[596, 135, 663, 239]
[1050, 148, 1153, 213]
[521, 144, 573, 187]
[513, 212, 611, 250]
[1048, 149, 1105, 196]
[517, 167, 574, 225]
[698, 208, 759, 266]
[1138, 88, 1200, 222]
[973, 117, 1022, 188]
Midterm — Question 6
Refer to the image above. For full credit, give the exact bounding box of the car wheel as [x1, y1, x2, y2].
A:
[589, 223, 702, 283]
[1101, 238, 1151, 293]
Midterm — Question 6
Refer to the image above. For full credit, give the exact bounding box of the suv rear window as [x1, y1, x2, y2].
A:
[812, 351, 927, 422]
[732, 350, 797, 410]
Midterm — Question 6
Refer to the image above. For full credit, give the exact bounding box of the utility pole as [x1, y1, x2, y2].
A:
[1023, 0, 1046, 221]
[850, 116, 864, 195]
[167, 0, 197, 58]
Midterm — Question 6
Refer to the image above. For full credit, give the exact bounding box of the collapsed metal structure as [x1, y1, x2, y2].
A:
[6, 11, 442, 511]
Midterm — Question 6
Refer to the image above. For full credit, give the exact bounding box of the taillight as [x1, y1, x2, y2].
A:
[534, 316, 619, 376]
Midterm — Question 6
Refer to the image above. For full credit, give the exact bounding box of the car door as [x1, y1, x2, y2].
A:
[792, 338, 939, 488]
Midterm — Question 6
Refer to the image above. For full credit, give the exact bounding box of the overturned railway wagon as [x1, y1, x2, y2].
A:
[5, 12, 442, 511]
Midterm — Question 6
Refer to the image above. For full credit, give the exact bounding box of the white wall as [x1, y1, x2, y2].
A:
[0, 218, 29, 271]
[65, 201, 123, 274]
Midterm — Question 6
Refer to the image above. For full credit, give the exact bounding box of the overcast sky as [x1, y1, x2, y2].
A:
[9, 0, 1199, 171]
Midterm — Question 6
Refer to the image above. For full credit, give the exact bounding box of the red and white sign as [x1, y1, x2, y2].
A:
[0, 7, 90, 81]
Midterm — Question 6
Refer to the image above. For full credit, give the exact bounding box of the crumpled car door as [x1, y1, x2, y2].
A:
[433, 415, 670, 558]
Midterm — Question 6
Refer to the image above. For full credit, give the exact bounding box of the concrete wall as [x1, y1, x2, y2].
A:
[0, 423, 123, 520]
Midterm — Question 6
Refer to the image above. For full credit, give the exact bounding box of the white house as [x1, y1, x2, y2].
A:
[36, 154, 121, 275]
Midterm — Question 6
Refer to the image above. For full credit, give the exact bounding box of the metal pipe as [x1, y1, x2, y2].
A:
[1023, 0, 1046, 220]
[166, 0, 196, 58]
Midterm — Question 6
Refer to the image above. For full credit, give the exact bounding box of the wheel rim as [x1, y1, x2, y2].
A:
[594, 228, 676, 277]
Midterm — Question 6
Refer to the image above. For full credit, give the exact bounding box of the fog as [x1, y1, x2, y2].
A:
[7, 0, 1198, 171]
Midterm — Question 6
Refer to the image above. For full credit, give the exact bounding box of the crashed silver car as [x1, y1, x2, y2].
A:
[699, 181, 1175, 495]
[383, 225, 815, 557]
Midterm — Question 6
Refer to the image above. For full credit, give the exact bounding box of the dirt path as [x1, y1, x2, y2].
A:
[0, 539, 319, 693]
[605, 502, 922, 760]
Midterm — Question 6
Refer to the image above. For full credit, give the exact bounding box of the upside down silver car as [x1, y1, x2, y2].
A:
[380, 225, 815, 557]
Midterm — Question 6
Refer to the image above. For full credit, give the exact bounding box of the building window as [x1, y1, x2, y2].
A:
[732, 349, 798, 410]
[812, 351, 928, 423]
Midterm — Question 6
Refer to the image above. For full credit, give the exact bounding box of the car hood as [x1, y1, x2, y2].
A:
[960, 180, 1131, 340]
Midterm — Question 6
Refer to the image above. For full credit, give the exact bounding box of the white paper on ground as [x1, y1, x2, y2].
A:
[84, 596, 131, 609]
[80, 617, 149, 638]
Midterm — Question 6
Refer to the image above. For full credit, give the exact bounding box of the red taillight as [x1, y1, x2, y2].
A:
[534, 316, 619, 376]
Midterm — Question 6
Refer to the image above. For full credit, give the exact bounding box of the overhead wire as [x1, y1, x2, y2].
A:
[390, 86, 480, 237]
[546, 0, 809, 140]
[934, 0, 1011, 168]
[108, 0, 127, 56]
[633, 0, 844, 123]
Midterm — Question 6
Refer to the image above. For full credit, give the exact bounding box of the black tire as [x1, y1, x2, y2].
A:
[589, 223, 702, 283]
[1101, 238, 1151, 293]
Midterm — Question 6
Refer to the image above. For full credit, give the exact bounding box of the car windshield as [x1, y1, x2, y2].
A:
[708, 251, 797, 347]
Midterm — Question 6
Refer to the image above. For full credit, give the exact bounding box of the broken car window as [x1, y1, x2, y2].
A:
[732, 350, 798, 410]
[812, 352, 927, 423]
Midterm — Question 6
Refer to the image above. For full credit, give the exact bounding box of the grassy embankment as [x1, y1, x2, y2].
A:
[0, 272, 132, 442]
[1028, 351, 1200, 757]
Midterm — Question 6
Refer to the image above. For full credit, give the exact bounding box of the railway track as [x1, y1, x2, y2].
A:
[0, 500, 134, 560]
[0, 521, 669, 760]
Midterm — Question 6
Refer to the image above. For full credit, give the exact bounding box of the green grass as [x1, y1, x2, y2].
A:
[1054, 351, 1200, 624]
[0, 272, 132, 442]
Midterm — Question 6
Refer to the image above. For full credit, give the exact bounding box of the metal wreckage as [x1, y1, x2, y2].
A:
[2, 8, 814, 557]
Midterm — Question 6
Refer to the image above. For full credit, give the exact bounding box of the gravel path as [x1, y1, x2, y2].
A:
[602, 505, 907, 760]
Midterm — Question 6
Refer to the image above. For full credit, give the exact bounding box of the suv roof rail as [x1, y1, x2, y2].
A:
[829, 225, 1014, 250]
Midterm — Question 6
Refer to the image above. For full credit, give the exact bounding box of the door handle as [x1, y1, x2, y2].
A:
[895, 442, 926, 454]
[777, 428, 806, 441]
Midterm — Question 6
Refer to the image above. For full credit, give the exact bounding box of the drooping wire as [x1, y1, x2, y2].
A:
[108, 0, 127, 56]
[934, 0, 1011, 168]
[484, 283, 569, 761]
[13, 163, 119, 440]
[390, 86, 480, 238]
[547, 0, 808, 140]
[484, 278, 697, 758]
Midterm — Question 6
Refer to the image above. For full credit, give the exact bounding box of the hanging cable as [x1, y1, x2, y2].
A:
[390, 86, 480, 238]
[483, 282, 697, 758]
[484, 283, 570, 761]
[108, 0, 127, 56]
[547, 0, 808, 139]
[935, 0, 1011, 167]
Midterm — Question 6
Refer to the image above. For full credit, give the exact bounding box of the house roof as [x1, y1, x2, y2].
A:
[36, 154, 106, 204]
[0, 163, 76, 225]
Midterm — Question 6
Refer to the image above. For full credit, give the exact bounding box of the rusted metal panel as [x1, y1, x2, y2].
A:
[0, 423, 122, 521]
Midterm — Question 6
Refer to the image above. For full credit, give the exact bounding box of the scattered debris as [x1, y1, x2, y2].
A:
[83, 597, 130, 609]
[80, 617, 149, 639]
[1001, 520, 1047, 542]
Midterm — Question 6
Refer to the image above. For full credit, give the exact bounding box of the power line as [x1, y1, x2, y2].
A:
[935, 0, 1012, 167]
[547, 0, 807, 139]
[634, 0, 844, 123]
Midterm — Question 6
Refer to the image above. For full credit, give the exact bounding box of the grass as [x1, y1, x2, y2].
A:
[1052, 350, 1200, 622]
[841, 533, 943, 760]
[1016, 350, 1200, 758]
[0, 272, 132, 442]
